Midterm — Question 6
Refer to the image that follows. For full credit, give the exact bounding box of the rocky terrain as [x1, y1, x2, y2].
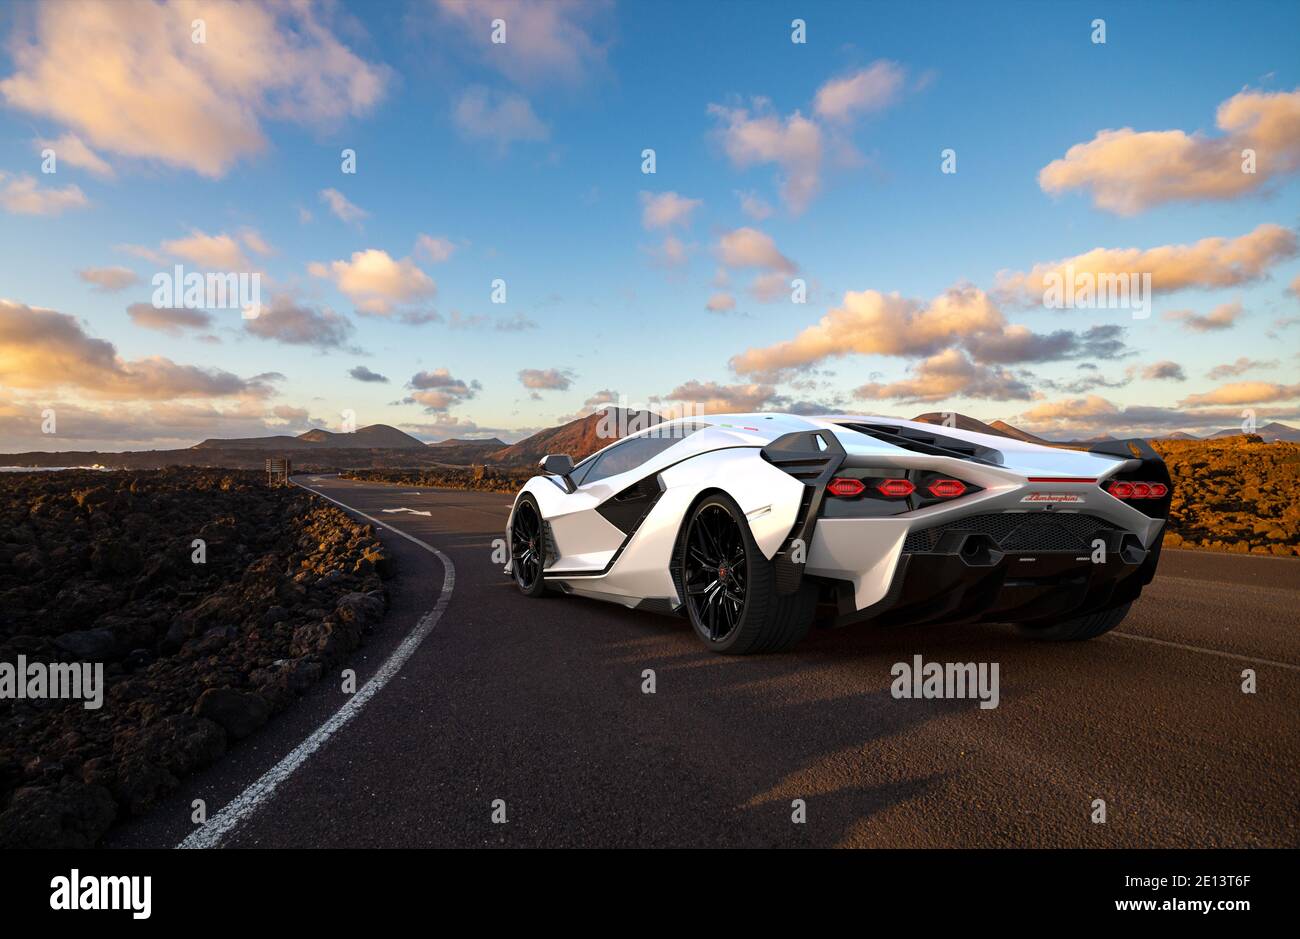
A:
[0, 468, 391, 847]
[1151, 436, 1300, 556]
[342, 464, 531, 494]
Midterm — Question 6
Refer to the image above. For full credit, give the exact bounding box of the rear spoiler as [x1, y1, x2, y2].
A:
[1083, 438, 1163, 461]
[1047, 437, 1164, 462]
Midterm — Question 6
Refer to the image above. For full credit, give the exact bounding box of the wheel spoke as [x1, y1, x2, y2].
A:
[683, 503, 748, 643]
[511, 505, 544, 590]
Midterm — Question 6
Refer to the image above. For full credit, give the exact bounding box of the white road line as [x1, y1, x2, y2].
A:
[1110, 631, 1300, 672]
[177, 482, 455, 849]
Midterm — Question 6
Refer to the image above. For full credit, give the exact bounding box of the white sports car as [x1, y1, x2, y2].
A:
[504, 413, 1172, 654]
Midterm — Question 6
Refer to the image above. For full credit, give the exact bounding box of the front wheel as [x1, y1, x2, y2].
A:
[680, 494, 814, 654]
[509, 496, 550, 597]
[1014, 602, 1132, 641]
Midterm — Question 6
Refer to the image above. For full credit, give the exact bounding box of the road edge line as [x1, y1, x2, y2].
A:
[1110, 631, 1299, 672]
[176, 480, 456, 849]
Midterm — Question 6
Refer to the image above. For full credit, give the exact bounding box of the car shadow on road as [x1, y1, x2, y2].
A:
[535, 596, 1021, 846]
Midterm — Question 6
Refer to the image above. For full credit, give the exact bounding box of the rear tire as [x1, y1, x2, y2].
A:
[680, 493, 815, 654]
[1014, 602, 1131, 641]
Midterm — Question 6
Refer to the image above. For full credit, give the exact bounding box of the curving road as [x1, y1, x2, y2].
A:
[110, 475, 1299, 849]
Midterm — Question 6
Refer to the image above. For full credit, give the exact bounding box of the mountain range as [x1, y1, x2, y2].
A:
[3, 411, 1297, 471]
[193, 424, 427, 450]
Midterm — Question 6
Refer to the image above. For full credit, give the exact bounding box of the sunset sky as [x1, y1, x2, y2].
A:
[1, 0, 1298, 452]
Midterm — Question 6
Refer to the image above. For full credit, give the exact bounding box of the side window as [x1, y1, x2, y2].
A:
[581, 427, 699, 486]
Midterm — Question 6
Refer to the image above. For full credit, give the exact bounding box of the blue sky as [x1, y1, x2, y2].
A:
[1, 0, 1298, 450]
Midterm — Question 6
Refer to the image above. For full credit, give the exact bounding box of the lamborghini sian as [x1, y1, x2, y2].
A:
[504, 414, 1171, 654]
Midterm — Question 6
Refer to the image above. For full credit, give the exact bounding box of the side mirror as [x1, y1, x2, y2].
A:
[540, 453, 575, 486]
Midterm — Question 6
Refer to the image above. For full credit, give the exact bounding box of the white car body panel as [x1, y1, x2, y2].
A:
[505, 411, 1169, 621]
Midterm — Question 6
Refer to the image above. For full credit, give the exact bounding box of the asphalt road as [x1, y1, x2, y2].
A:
[111, 475, 1299, 848]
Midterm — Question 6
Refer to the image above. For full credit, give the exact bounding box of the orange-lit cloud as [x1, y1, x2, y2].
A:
[640, 191, 701, 229]
[78, 267, 139, 293]
[718, 227, 796, 272]
[0, 172, 87, 215]
[0, 298, 272, 399]
[730, 285, 1003, 379]
[995, 224, 1296, 303]
[309, 249, 436, 316]
[1163, 301, 1243, 332]
[1180, 381, 1300, 407]
[1, 0, 387, 177]
[853, 348, 1032, 404]
[1039, 89, 1300, 214]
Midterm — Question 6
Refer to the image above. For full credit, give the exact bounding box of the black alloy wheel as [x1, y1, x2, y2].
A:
[511, 499, 546, 594]
[683, 502, 749, 642]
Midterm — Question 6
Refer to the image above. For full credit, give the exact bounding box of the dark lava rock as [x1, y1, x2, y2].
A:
[193, 688, 270, 739]
[0, 781, 117, 849]
[0, 467, 391, 845]
[53, 627, 119, 661]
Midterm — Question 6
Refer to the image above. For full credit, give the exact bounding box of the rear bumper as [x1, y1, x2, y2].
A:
[805, 507, 1164, 626]
[820, 529, 1162, 629]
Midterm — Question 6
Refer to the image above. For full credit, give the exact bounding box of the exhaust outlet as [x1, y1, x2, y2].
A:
[1118, 533, 1147, 566]
[958, 533, 1003, 568]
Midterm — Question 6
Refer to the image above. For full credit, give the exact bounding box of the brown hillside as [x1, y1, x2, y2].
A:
[489, 408, 662, 465]
[910, 412, 1052, 444]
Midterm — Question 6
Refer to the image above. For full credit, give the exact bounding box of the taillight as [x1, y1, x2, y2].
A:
[827, 477, 865, 497]
[875, 478, 915, 498]
[1108, 480, 1167, 500]
[926, 479, 966, 498]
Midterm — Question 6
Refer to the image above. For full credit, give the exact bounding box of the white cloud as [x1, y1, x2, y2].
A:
[996, 224, 1297, 303]
[853, 348, 1032, 404]
[309, 249, 436, 316]
[320, 188, 368, 224]
[639, 191, 701, 229]
[0, 172, 87, 215]
[452, 86, 548, 149]
[161, 230, 251, 270]
[519, 368, 574, 391]
[0, 0, 388, 178]
[1039, 88, 1300, 214]
[813, 62, 906, 123]
[1163, 301, 1243, 332]
[735, 190, 773, 220]
[416, 234, 457, 262]
[708, 101, 822, 214]
[35, 133, 113, 177]
[706, 293, 736, 313]
[1180, 381, 1300, 407]
[717, 227, 796, 272]
[730, 284, 1003, 380]
[430, 0, 610, 87]
[77, 266, 138, 292]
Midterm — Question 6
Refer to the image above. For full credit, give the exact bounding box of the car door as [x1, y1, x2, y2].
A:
[544, 430, 695, 574]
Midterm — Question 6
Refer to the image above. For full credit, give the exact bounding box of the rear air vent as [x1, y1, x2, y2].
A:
[839, 423, 1004, 466]
[903, 512, 1116, 554]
